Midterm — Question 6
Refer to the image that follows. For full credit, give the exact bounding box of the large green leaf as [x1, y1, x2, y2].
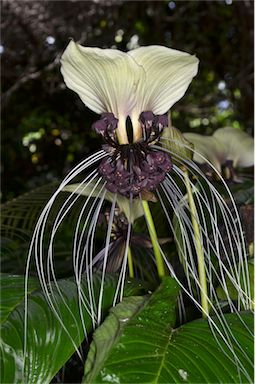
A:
[1, 183, 90, 274]
[84, 296, 147, 383]
[83, 277, 253, 383]
[1, 183, 58, 238]
[0, 273, 145, 384]
[0, 275, 39, 323]
[83, 277, 179, 383]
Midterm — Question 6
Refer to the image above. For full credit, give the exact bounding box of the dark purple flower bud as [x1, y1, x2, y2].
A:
[139, 179, 149, 188]
[157, 158, 172, 172]
[99, 130, 173, 197]
[116, 158, 124, 170]
[92, 119, 107, 135]
[130, 184, 142, 194]
[155, 172, 167, 183]
[150, 151, 167, 165]
[101, 112, 118, 132]
[154, 114, 168, 130]
[139, 111, 155, 135]
[106, 182, 118, 193]
[133, 165, 142, 176]
[146, 153, 156, 165]
[115, 177, 129, 189]
[137, 172, 147, 182]
[141, 158, 157, 173]
[98, 157, 114, 176]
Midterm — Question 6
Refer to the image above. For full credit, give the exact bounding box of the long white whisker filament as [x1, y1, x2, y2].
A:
[81, 188, 107, 329]
[75, 183, 107, 336]
[97, 194, 117, 325]
[163, 171, 253, 343]
[150, 189, 251, 380]
[45, 170, 100, 355]
[113, 194, 133, 306]
[162, 137, 250, 290]
[24, 151, 106, 373]
[173, 164, 251, 308]
[156, 140, 251, 309]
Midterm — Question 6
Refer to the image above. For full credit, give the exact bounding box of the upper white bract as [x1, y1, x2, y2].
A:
[60, 41, 199, 143]
[184, 127, 254, 171]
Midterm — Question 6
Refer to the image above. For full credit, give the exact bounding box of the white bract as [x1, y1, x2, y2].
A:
[61, 41, 199, 143]
[184, 127, 254, 172]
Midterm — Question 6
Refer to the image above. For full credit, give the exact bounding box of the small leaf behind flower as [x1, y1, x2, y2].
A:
[161, 115, 194, 164]
[63, 180, 145, 223]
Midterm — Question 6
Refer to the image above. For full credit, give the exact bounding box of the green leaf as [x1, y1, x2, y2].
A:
[1, 183, 58, 238]
[84, 296, 147, 383]
[83, 277, 179, 383]
[0, 274, 39, 323]
[161, 124, 194, 164]
[1, 183, 90, 274]
[63, 180, 144, 223]
[0, 273, 144, 384]
[83, 277, 253, 383]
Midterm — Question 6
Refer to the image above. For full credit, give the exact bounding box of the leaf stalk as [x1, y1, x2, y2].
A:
[142, 200, 166, 278]
[183, 168, 209, 318]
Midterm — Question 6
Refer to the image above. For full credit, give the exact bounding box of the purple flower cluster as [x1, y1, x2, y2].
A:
[93, 111, 172, 197]
[99, 148, 172, 196]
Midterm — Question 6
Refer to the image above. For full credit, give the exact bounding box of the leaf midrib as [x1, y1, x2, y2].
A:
[153, 328, 174, 384]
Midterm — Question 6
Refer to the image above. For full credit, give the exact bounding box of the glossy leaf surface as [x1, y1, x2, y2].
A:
[83, 276, 253, 383]
[1, 273, 145, 384]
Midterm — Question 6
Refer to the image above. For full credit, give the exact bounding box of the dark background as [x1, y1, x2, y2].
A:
[2, 0, 254, 202]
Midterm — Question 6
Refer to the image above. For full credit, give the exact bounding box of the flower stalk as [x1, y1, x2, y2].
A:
[142, 200, 166, 278]
[183, 168, 209, 318]
[127, 247, 134, 278]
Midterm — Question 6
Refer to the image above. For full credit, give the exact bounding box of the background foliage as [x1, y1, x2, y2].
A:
[1, 0, 254, 202]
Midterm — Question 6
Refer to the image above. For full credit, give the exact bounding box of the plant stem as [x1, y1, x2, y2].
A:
[127, 247, 134, 278]
[183, 168, 209, 318]
[142, 200, 165, 278]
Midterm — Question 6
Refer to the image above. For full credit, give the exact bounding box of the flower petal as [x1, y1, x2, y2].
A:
[128, 45, 199, 115]
[183, 133, 225, 172]
[60, 41, 145, 118]
[213, 127, 254, 168]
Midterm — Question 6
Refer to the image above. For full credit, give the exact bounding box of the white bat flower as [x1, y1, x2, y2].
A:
[23, 43, 253, 383]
